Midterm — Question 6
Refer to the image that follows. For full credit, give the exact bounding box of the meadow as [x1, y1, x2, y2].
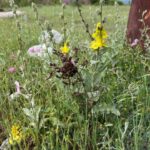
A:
[0, 4, 150, 150]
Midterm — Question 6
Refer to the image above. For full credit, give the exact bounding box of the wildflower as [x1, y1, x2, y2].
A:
[28, 44, 52, 58]
[60, 41, 69, 54]
[131, 39, 139, 47]
[92, 22, 108, 40]
[15, 81, 21, 94]
[58, 57, 78, 78]
[9, 124, 22, 145]
[51, 30, 63, 44]
[90, 22, 108, 50]
[90, 38, 106, 50]
[28, 45, 44, 57]
[8, 67, 16, 73]
[40, 30, 63, 44]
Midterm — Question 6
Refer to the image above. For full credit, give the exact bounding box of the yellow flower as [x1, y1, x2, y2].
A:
[92, 29, 108, 40]
[90, 22, 108, 50]
[93, 22, 107, 39]
[60, 41, 69, 54]
[9, 124, 22, 145]
[90, 38, 106, 50]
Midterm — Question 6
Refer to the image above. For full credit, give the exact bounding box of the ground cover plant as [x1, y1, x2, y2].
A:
[0, 1, 150, 150]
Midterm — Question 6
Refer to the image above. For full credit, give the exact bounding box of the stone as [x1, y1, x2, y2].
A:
[0, 11, 23, 19]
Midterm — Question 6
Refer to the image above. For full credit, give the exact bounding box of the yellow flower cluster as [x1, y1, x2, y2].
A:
[60, 41, 69, 54]
[90, 22, 108, 50]
[9, 124, 23, 145]
[60, 23, 107, 53]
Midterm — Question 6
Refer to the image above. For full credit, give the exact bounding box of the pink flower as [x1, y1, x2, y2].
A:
[15, 81, 21, 94]
[28, 44, 53, 58]
[8, 67, 16, 73]
[28, 45, 44, 57]
[131, 39, 139, 47]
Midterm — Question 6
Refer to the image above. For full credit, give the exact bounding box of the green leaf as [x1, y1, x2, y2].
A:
[93, 103, 120, 116]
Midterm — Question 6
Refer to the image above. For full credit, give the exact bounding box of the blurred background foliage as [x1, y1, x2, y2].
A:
[0, 0, 126, 8]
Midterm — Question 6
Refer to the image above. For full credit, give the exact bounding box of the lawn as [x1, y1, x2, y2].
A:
[0, 4, 150, 150]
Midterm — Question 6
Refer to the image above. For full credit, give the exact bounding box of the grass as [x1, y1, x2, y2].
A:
[0, 4, 150, 150]
[0, 5, 129, 50]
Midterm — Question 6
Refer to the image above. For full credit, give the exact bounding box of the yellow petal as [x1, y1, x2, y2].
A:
[102, 30, 108, 39]
[9, 138, 13, 145]
[60, 42, 69, 54]
[96, 22, 102, 29]
[90, 40, 101, 50]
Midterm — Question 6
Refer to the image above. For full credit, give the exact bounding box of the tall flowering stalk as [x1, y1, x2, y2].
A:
[76, 0, 92, 39]
[90, 22, 108, 50]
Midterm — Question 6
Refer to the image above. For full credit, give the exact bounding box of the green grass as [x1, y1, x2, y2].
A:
[0, 5, 129, 51]
[0, 5, 150, 150]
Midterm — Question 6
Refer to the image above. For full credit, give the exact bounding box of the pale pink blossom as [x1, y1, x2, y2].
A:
[28, 44, 52, 58]
[8, 67, 16, 73]
[131, 39, 139, 47]
[28, 45, 43, 57]
[15, 81, 21, 94]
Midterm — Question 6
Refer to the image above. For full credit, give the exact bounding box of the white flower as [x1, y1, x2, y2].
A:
[28, 45, 44, 57]
[28, 29, 62, 59]
[27, 44, 53, 58]
[39, 30, 63, 44]
[51, 29, 63, 44]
